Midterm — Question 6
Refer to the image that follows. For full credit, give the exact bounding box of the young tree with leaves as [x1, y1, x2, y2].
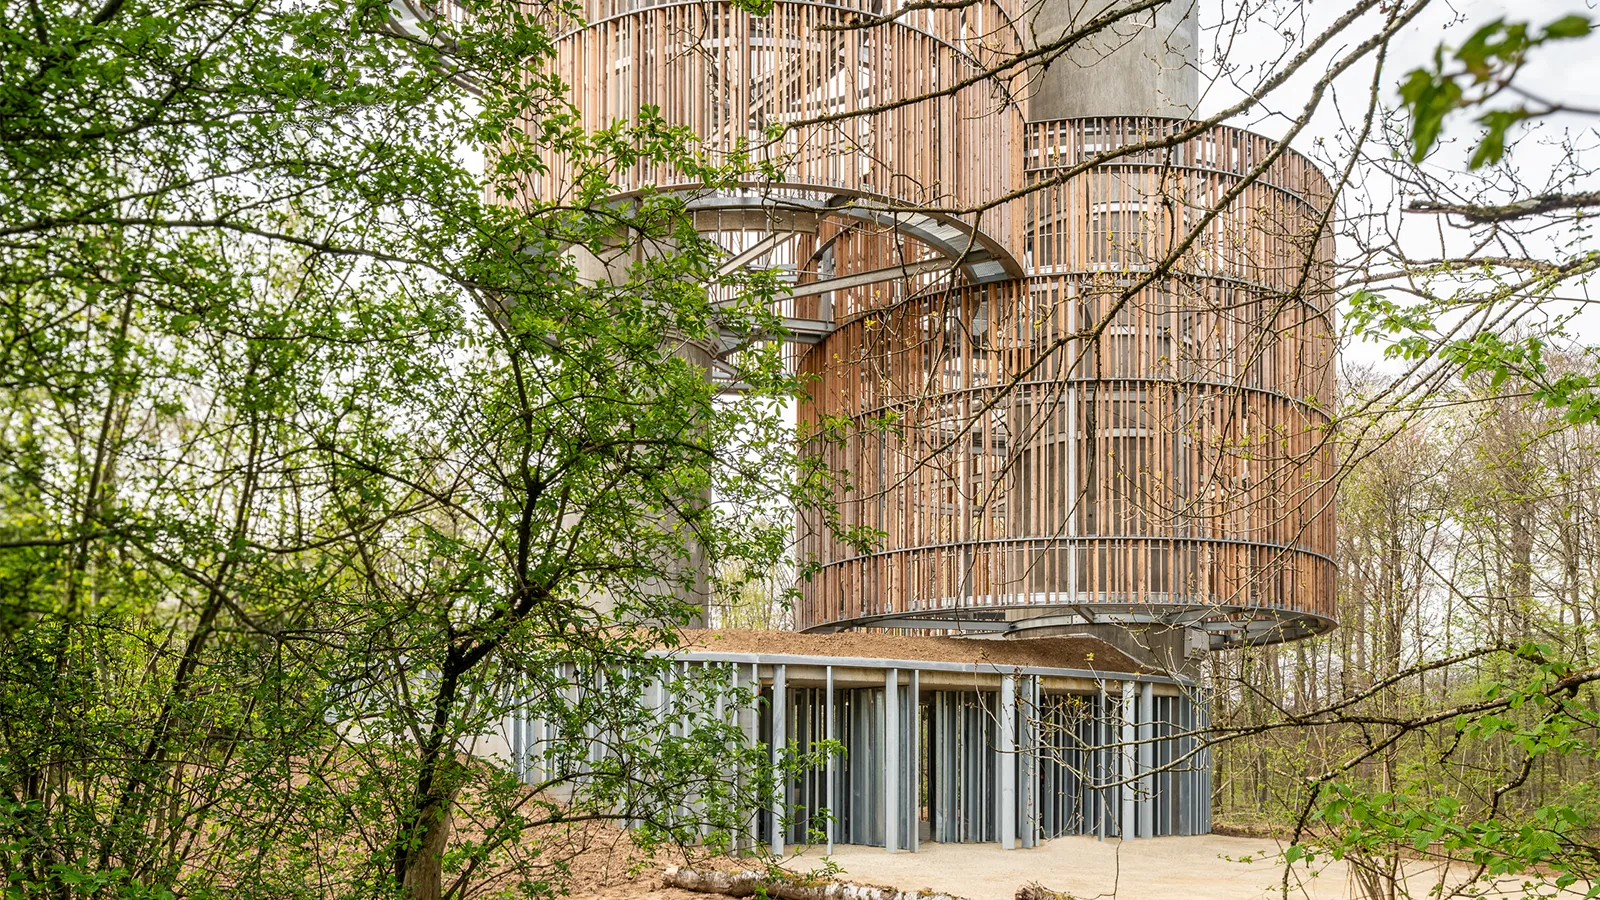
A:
[0, 0, 816, 896]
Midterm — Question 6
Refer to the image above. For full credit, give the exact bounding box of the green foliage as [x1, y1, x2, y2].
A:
[1344, 284, 1600, 423]
[1296, 645, 1600, 897]
[0, 0, 829, 896]
[1399, 14, 1594, 168]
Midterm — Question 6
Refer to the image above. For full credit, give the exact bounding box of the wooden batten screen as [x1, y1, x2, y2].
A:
[532, 0, 1024, 247]
[796, 119, 1337, 641]
[526, 0, 1339, 643]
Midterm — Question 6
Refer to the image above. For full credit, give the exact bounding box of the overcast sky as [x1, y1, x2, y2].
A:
[1186, 0, 1600, 372]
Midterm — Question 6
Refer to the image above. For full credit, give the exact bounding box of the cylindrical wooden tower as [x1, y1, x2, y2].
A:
[536, 0, 1337, 648]
[796, 118, 1337, 647]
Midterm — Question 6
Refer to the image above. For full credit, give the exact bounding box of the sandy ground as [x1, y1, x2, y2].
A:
[550, 821, 1584, 900]
[786, 835, 1585, 900]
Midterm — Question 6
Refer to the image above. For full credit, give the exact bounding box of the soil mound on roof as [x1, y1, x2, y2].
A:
[674, 629, 1145, 675]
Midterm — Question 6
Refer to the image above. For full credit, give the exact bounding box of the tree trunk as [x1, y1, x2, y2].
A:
[401, 787, 455, 900]
[398, 657, 464, 900]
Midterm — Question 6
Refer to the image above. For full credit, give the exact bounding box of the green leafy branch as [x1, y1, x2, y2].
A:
[1399, 14, 1594, 169]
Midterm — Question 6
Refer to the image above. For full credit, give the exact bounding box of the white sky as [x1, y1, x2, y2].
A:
[1193, 0, 1600, 372]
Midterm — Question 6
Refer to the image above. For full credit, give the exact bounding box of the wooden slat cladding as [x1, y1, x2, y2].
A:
[532, 0, 1024, 254]
[796, 119, 1337, 642]
[527, 0, 1339, 644]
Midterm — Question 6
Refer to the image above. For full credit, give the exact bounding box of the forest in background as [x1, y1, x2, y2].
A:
[1210, 364, 1600, 888]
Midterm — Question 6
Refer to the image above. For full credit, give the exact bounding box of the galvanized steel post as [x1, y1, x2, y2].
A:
[1000, 673, 1017, 850]
[1120, 680, 1136, 838]
[825, 664, 836, 856]
[1021, 675, 1038, 849]
[735, 663, 758, 849]
[771, 664, 787, 856]
[883, 667, 899, 852]
[908, 668, 920, 852]
[1095, 680, 1107, 841]
[1138, 680, 1154, 839]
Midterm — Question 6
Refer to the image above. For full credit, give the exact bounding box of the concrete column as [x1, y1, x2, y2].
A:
[771, 664, 787, 856]
[1138, 681, 1154, 839]
[884, 667, 899, 852]
[825, 665, 836, 856]
[1000, 673, 1017, 850]
[1120, 680, 1136, 838]
[1026, 0, 1199, 121]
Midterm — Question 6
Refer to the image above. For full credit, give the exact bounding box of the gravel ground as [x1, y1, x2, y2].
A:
[785, 835, 1586, 900]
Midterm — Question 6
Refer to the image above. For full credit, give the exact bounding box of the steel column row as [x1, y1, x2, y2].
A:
[501, 663, 1211, 850]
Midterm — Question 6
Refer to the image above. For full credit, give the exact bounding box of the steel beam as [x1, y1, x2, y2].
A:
[788, 259, 950, 300]
[715, 230, 795, 276]
[671, 192, 1024, 284]
[855, 617, 1013, 633]
[646, 648, 1189, 687]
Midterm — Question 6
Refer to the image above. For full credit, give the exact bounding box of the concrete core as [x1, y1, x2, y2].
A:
[1027, 0, 1199, 121]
